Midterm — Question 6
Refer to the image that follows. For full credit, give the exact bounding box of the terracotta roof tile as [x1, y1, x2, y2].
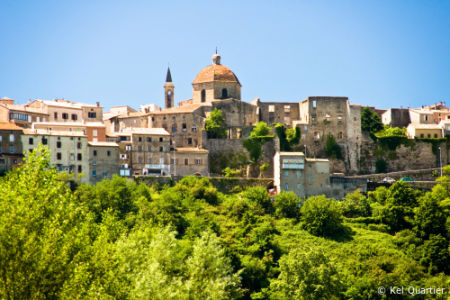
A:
[0, 122, 23, 131]
[193, 64, 241, 85]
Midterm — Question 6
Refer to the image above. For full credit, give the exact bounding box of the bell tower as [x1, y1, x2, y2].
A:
[164, 67, 174, 109]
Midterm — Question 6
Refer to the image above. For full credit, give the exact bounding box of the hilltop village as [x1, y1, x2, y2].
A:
[1, 53, 449, 196]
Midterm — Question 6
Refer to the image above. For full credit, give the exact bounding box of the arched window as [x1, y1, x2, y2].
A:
[221, 88, 228, 99]
[338, 132, 343, 139]
[167, 90, 172, 107]
[201, 89, 206, 102]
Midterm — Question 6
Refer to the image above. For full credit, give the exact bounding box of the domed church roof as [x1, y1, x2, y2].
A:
[192, 53, 241, 86]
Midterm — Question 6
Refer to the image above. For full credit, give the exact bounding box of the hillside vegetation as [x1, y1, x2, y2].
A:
[0, 147, 449, 299]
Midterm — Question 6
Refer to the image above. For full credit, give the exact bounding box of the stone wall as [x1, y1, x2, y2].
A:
[135, 175, 273, 194]
[359, 133, 449, 174]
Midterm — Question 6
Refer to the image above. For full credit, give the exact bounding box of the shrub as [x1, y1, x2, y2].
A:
[300, 195, 344, 237]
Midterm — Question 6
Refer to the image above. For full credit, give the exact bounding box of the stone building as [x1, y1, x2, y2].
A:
[0, 122, 24, 174]
[381, 108, 411, 128]
[273, 151, 330, 198]
[88, 141, 120, 184]
[28, 99, 103, 123]
[172, 147, 209, 176]
[251, 98, 300, 126]
[21, 129, 90, 183]
[0, 97, 48, 127]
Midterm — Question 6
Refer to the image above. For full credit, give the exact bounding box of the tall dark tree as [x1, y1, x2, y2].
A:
[361, 107, 383, 134]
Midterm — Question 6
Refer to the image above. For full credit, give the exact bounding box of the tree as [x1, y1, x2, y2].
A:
[300, 195, 344, 237]
[243, 122, 274, 165]
[269, 249, 343, 299]
[375, 159, 387, 173]
[341, 189, 371, 218]
[419, 234, 450, 274]
[185, 232, 242, 299]
[242, 186, 273, 214]
[0, 146, 92, 299]
[324, 135, 342, 159]
[274, 124, 300, 151]
[413, 194, 447, 239]
[205, 108, 227, 138]
[381, 182, 419, 233]
[273, 191, 300, 219]
[361, 107, 383, 134]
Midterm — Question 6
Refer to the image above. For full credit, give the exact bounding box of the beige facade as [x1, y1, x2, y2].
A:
[88, 142, 120, 184]
[28, 99, 103, 123]
[21, 129, 90, 183]
[251, 98, 300, 126]
[406, 123, 443, 139]
[172, 147, 209, 176]
[274, 152, 330, 198]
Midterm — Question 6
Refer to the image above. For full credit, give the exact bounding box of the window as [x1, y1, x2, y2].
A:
[148, 146, 152, 152]
[188, 138, 192, 145]
[138, 157, 143, 163]
[71, 114, 77, 121]
[285, 184, 289, 190]
[77, 142, 81, 149]
[185, 158, 188, 165]
[57, 141, 61, 148]
[92, 170, 97, 177]
[159, 137, 163, 142]
[125, 145, 131, 151]
[138, 137, 142, 142]
[93, 138, 98, 142]
[196, 159, 201, 165]
[172, 124, 177, 132]
[148, 158, 152, 164]
[338, 132, 343, 139]
[138, 146, 142, 152]
[284, 105, 290, 113]
[62, 113, 68, 120]
[93, 150, 97, 156]
[77, 153, 82, 161]
[103, 172, 108, 178]
[159, 146, 163, 152]
[107, 150, 111, 156]
[221, 88, 228, 98]
[10, 146, 14, 153]
[427, 134, 431, 138]
[424, 116, 428, 121]
[93, 161, 97, 166]
[29, 137, 33, 145]
[42, 138, 48, 145]
[297, 184, 301, 190]
[201, 89, 206, 102]
[147, 137, 152, 142]
[268, 105, 275, 112]
[312, 100, 317, 108]
[9, 134, 14, 142]
[297, 171, 301, 177]
[56, 153, 62, 160]
[284, 171, 289, 176]
[54, 112, 58, 119]
[93, 130, 98, 137]
[434, 134, 438, 138]
[182, 123, 187, 131]
[120, 154, 127, 159]
[192, 127, 197, 132]
[0, 136, 2, 142]
[88, 112, 96, 118]
[0, 147, 2, 154]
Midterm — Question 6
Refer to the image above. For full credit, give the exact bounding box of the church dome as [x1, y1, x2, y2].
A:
[192, 54, 241, 86]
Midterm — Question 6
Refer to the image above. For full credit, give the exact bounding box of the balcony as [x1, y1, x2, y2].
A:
[145, 164, 170, 171]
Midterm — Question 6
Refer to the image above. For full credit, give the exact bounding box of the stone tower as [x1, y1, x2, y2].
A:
[164, 67, 174, 109]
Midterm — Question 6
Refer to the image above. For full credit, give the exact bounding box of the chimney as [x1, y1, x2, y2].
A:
[96, 101, 100, 107]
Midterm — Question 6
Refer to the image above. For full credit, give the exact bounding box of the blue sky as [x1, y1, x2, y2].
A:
[0, 0, 449, 111]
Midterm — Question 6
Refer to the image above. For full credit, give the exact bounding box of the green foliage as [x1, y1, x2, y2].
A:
[361, 107, 383, 134]
[250, 121, 272, 139]
[273, 191, 300, 219]
[210, 151, 247, 175]
[341, 190, 371, 218]
[222, 167, 241, 178]
[375, 158, 387, 173]
[269, 248, 343, 299]
[324, 134, 342, 159]
[0, 146, 93, 299]
[380, 182, 419, 233]
[300, 195, 345, 237]
[259, 162, 270, 173]
[205, 108, 227, 138]
[243, 122, 274, 166]
[375, 126, 406, 137]
[274, 123, 300, 151]
[1, 148, 449, 299]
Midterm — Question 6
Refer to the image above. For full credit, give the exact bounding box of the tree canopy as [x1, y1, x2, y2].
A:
[205, 108, 227, 138]
[361, 107, 383, 134]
